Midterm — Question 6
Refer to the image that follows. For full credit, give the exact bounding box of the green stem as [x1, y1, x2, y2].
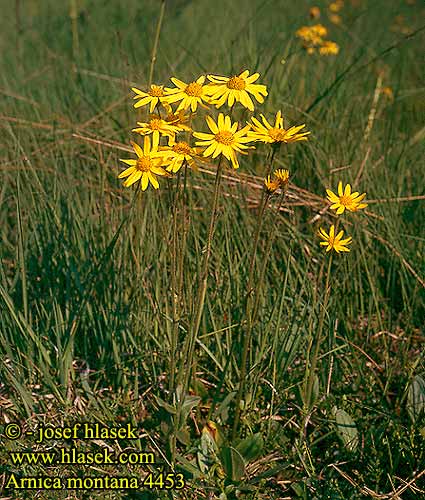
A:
[232, 147, 280, 438]
[169, 170, 182, 393]
[302, 248, 334, 453]
[182, 157, 223, 393]
[148, 0, 166, 87]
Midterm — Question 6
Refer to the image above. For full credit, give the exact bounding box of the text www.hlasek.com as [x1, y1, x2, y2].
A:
[9, 448, 155, 466]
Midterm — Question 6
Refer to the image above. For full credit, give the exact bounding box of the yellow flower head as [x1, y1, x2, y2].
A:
[319, 40, 340, 55]
[326, 182, 367, 214]
[132, 85, 166, 113]
[329, 14, 342, 25]
[162, 103, 192, 131]
[381, 87, 394, 101]
[118, 137, 171, 190]
[207, 70, 268, 112]
[309, 6, 321, 19]
[296, 24, 328, 46]
[164, 75, 214, 112]
[193, 113, 254, 169]
[329, 0, 344, 12]
[160, 138, 205, 173]
[132, 116, 182, 144]
[264, 175, 280, 194]
[318, 225, 352, 253]
[247, 111, 310, 145]
[274, 169, 290, 187]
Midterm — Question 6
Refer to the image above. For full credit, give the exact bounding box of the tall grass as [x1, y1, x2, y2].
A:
[1, 0, 424, 498]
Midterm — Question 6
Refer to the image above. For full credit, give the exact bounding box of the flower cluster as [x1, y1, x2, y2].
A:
[117, 70, 309, 190]
[318, 182, 367, 253]
[295, 23, 340, 56]
[264, 169, 290, 194]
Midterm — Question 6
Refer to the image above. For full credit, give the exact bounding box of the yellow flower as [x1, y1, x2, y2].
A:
[274, 169, 290, 187]
[296, 24, 328, 45]
[162, 103, 192, 131]
[381, 87, 394, 101]
[309, 6, 321, 19]
[247, 111, 310, 145]
[132, 116, 182, 144]
[326, 182, 367, 214]
[160, 138, 205, 173]
[329, 0, 344, 12]
[132, 85, 166, 113]
[319, 40, 340, 55]
[264, 175, 280, 194]
[318, 225, 352, 253]
[193, 113, 253, 169]
[118, 137, 170, 190]
[207, 70, 268, 111]
[329, 14, 342, 25]
[164, 75, 213, 112]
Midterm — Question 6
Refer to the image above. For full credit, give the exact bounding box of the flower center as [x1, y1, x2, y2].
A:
[149, 118, 162, 130]
[339, 195, 352, 206]
[214, 131, 234, 145]
[269, 128, 284, 141]
[172, 142, 192, 155]
[149, 85, 164, 97]
[185, 82, 203, 97]
[136, 156, 152, 172]
[227, 76, 246, 90]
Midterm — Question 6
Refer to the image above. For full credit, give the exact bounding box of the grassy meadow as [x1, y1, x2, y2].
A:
[1, 0, 425, 498]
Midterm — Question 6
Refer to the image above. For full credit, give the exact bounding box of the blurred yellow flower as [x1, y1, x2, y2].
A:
[193, 113, 253, 169]
[319, 41, 340, 55]
[381, 87, 394, 101]
[326, 182, 367, 214]
[207, 70, 268, 111]
[309, 6, 321, 19]
[247, 111, 310, 145]
[329, 14, 342, 25]
[164, 75, 214, 112]
[329, 0, 344, 12]
[118, 137, 170, 190]
[296, 24, 327, 46]
[132, 85, 166, 113]
[319, 225, 352, 253]
[132, 116, 182, 144]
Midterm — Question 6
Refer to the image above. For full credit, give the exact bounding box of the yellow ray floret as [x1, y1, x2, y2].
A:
[264, 175, 280, 194]
[132, 116, 182, 144]
[318, 225, 352, 253]
[319, 41, 340, 55]
[132, 84, 166, 113]
[160, 138, 205, 173]
[326, 182, 367, 214]
[164, 75, 214, 112]
[162, 103, 192, 131]
[118, 136, 171, 190]
[247, 111, 310, 144]
[207, 70, 268, 112]
[193, 113, 254, 169]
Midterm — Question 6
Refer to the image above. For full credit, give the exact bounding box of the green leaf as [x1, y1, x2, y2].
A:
[220, 446, 245, 482]
[179, 395, 201, 425]
[153, 395, 176, 415]
[407, 375, 425, 423]
[333, 406, 358, 452]
[236, 433, 263, 462]
[175, 427, 191, 446]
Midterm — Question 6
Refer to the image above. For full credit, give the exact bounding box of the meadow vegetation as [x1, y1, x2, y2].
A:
[1, 0, 424, 498]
